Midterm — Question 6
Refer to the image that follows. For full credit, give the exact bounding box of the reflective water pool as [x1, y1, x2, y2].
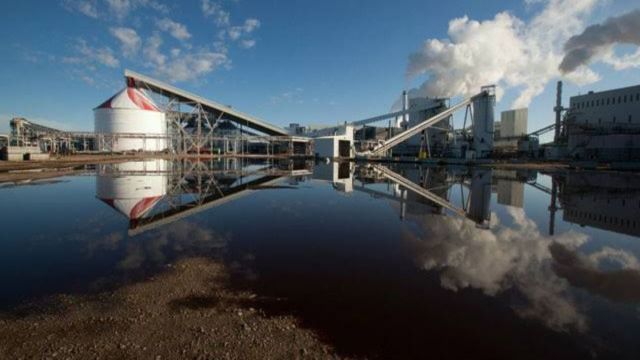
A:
[1, 158, 640, 358]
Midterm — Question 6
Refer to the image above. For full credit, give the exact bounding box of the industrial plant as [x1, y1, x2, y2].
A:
[1, 69, 639, 168]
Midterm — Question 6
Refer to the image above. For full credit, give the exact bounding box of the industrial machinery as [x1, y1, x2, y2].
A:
[359, 86, 496, 160]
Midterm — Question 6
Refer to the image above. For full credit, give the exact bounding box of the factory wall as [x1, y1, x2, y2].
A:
[566, 84, 640, 161]
[495, 108, 528, 152]
[500, 109, 528, 137]
[569, 85, 640, 127]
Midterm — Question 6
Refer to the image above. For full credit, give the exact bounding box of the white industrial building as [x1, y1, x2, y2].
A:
[566, 84, 640, 161]
[94, 87, 168, 152]
[312, 162, 353, 193]
[495, 108, 528, 152]
[314, 125, 354, 159]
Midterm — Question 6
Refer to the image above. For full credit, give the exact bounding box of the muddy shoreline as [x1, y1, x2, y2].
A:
[0, 257, 339, 359]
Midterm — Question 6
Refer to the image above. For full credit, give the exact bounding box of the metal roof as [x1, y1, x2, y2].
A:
[124, 69, 288, 136]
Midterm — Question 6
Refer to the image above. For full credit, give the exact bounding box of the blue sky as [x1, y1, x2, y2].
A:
[0, 0, 638, 141]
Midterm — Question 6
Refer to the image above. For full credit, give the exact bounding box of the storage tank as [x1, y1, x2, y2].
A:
[94, 87, 167, 152]
[472, 86, 496, 159]
[96, 160, 168, 220]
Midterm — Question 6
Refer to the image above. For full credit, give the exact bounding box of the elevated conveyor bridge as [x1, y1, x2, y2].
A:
[360, 90, 491, 156]
[125, 70, 288, 136]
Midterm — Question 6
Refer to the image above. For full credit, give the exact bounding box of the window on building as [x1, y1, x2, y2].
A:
[613, 116, 616, 123]
[630, 115, 633, 123]
[598, 118, 601, 124]
[619, 96, 622, 103]
[607, 98, 610, 105]
[624, 95, 627, 103]
[637, 93, 639, 101]
[613, 97, 616, 104]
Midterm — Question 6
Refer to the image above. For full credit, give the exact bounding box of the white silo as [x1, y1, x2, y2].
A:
[94, 87, 167, 152]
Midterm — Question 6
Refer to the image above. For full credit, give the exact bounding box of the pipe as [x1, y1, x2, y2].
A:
[402, 90, 409, 129]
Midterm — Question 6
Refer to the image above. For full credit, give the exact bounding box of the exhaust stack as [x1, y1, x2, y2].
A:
[554, 81, 563, 142]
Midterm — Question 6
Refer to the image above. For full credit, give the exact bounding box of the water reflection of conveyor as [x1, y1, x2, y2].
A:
[129, 174, 285, 236]
[97, 159, 312, 236]
[373, 165, 465, 216]
[367, 165, 492, 227]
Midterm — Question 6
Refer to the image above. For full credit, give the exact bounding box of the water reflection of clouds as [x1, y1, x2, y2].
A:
[403, 206, 590, 331]
[551, 243, 640, 303]
[118, 221, 228, 270]
[83, 221, 228, 271]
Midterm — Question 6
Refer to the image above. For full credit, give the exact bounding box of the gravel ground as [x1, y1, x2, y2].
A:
[0, 258, 341, 359]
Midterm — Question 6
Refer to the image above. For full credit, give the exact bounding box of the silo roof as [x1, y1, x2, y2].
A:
[95, 87, 161, 112]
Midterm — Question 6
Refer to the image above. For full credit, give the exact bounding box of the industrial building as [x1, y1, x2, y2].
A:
[311, 86, 497, 161]
[564, 84, 640, 161]
[494, 109, 528, 153]
[313, 125, 354, 159]
[393, 94, 450, 157]
[1, 70, 313, 160]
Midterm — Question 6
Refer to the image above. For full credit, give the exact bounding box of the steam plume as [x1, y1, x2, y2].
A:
[405, 0, 600, 109]
[560, 9, 640, 73]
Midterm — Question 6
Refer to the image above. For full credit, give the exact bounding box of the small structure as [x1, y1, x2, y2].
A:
[314, 125, 354, 159]
[94, 86, 168, 152]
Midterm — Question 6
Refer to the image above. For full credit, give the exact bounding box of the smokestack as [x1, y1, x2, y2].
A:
[554, 81, 563, 142]
[402, 90, 408, 129]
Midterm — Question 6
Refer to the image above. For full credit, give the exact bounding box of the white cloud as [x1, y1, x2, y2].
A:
[406, 0, 600, 109]
[63, 39, 119, 68]
[227, 26, 242, 41]
[243, 18, 260, 33]
[201, 0, 230, 26]
[156, 17, 192, 41]
[200, 1, 261, 50]
[143, 33, 166, 67]
[600, 47, 640, 71]
[240, 39, 256, 49]
[105, 0, 169, 20]
[143, 34, 229, 82]
[270, 88, 304, 104]
[226, 18, 261, 44]
[105, 0, 131, 19]
[110, 27, 141, 57]
[62, 0, 98, 18]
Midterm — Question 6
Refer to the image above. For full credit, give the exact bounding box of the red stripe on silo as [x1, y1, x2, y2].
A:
[129, 196, 162, 219]
[127, 88, 160, 112]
